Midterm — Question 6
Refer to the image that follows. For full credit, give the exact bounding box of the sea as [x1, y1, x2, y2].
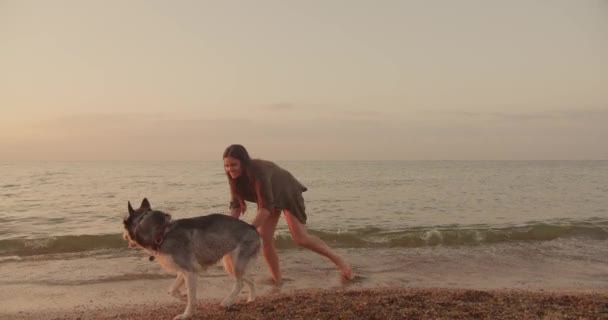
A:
[1, 161, 607, 313]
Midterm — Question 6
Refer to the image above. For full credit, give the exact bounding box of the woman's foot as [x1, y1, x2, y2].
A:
[341, 267, 354, 280]
[262, 276, 283, 286]
[273, 276, 283, 286]
[337, 258, 354, 280]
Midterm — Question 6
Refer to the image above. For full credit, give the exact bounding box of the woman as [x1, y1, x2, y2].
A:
[223, 144, 353, 283]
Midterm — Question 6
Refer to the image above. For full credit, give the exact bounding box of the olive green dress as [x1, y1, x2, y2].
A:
[229, 159, 309, 224]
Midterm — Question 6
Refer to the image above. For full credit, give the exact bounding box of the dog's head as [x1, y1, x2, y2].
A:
[122, 198, 152, 248]
[122, 198, 172, 250]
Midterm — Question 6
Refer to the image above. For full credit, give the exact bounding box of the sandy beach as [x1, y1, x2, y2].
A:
[9, 287, 608, 320]
[3, 244, 608, 320]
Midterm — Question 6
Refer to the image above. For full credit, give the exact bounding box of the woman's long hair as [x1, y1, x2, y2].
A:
[223, 144, 255, 210]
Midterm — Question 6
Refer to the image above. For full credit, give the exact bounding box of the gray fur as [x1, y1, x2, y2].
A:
[123, 198, 260, 320]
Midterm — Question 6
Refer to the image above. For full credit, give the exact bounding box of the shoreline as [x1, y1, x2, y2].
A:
[3, 244, 608, 319]
[8, 287, 608, 320]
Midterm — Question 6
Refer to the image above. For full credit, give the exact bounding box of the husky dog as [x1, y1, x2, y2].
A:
[122, 198, 260, 320]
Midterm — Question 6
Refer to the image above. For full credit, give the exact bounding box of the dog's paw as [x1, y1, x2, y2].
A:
[220, 298, 234, 309]
[172, 313, 192, 320]
[168, 290, 186, 301]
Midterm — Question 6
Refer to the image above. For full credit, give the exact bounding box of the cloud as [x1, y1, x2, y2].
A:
[428, 110, 556, 121]
[431, 107, 608, 122]
[553, 107, 608, 119]
[341, 108, 384, 118]
[264, 103, 295, 111]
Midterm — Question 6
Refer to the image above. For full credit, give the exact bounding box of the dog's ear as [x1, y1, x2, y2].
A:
[128, 201, 135, 215]
[140, 198, 151, 210]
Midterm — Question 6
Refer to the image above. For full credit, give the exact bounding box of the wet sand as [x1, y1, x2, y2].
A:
[3, 245, 608, 319]
[9, 287, 608, 320]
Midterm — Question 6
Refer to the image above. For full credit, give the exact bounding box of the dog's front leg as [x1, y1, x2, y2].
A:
[173, 272, 197, 320]
[168, 273, 186, 300]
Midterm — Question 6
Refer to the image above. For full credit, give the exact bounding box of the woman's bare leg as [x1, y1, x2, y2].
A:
[257, 209, 282, 284]
[283, 210, 353, 279]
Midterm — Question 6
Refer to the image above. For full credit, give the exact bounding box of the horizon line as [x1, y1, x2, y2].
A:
[1, 159, 607, 163]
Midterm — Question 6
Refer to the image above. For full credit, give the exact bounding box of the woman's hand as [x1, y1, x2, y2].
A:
[230, 200, 246, 219]
[230, 208, 243, 219]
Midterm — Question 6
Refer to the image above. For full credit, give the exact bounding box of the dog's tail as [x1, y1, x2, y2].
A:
[222, 254, 235, 279]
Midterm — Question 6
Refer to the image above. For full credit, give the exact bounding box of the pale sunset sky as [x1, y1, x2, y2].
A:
[1, 0, 607, 161]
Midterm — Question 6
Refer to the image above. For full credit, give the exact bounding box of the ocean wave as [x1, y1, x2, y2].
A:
[0, 234, 126, 257]
[1, 219, 606, 257]
[279, 220, 608, 248]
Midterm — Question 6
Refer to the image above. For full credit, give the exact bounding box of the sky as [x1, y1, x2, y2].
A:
[1, 0, 607, 161]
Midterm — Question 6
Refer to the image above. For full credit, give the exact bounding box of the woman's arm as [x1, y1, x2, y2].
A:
[229, 190, 246, 219]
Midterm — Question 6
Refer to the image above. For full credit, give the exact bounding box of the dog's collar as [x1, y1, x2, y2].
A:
[151, 220, 172, 252]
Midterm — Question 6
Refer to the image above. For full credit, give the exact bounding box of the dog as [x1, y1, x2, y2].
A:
[122, 198, 260, 320]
